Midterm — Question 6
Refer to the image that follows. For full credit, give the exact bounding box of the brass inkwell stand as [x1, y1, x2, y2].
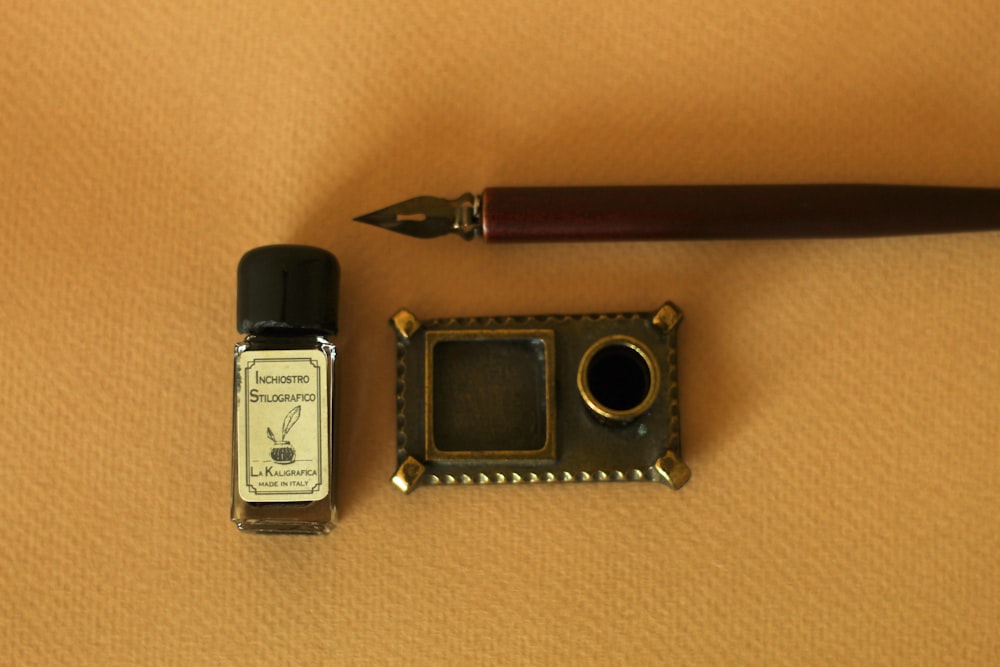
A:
[389, 303, 690, 493]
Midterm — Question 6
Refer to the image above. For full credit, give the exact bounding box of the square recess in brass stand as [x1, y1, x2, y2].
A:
[389, 302, 690, 493]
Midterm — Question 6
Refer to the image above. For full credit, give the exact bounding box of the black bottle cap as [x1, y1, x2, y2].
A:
[237, 245, 340, 334]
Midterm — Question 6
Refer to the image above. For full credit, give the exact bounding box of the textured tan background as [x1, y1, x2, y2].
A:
[2, 1, 999, 665]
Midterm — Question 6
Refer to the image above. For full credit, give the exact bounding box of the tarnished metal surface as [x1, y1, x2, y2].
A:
[390, 302, 688, 493]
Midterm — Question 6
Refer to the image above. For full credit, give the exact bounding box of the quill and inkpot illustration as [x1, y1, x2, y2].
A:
[266, 405, 302, 464]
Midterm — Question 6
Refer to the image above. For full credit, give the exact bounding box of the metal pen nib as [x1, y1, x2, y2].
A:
[353, 193, 481, 240]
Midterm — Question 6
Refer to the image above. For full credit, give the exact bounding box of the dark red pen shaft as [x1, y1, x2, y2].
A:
[479, 185, 1000, 243]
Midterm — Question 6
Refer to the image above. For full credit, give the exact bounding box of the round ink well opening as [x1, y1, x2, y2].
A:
[577, 336, 659, 423]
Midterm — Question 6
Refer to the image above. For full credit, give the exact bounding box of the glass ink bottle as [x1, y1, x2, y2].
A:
[231, 245, 339, 534]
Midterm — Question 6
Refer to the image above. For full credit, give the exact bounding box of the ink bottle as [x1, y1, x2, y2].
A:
[231, 245, 339, 534]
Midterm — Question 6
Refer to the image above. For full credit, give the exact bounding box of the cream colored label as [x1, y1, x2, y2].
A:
[236, 349, 329, 503]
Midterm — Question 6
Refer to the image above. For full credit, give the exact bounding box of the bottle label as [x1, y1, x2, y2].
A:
[236, 349, 330, 503]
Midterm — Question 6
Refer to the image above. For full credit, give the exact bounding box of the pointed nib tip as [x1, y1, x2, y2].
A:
[353, 212, 382, 225]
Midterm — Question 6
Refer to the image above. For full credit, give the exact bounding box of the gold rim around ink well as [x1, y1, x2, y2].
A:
[577, 335, 659, 423]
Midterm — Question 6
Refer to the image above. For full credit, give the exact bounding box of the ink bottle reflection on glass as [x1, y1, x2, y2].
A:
[231, 245, 339, 534]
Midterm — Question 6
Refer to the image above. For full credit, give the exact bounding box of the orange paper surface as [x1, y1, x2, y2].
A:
[2, 2, 998, 664]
